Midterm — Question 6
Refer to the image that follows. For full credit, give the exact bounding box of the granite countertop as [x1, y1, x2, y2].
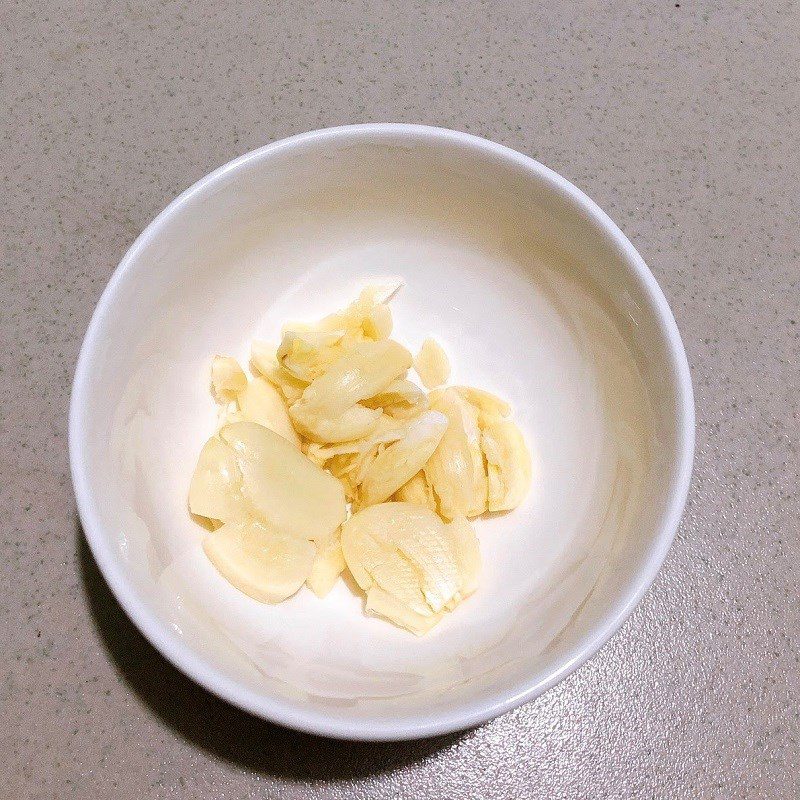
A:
[3, 1, 798, 797]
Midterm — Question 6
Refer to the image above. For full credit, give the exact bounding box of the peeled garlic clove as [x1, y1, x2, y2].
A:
[342, 509, 428, 613]
[365, 586, 442, 635]
[295, 340, 413, 417]
[424, 388, 488, 519]
[188, 435, 250, 524]
[445, 516, 481, 600]
[250, 340, 308, 404]
[289, 340, 411, 442]
[306, 531, 346, 598]
[392, 470, 438, 512]
[306, 416, 407, 463]
[219, 421, 346, 542]
[362, 378, 427, 412]
[453, 385, 512, 425]
[290, 402, 383, 444]
[359, 411, 448, 507]
[277, 329, 346, 382]
[341, 502, 461, 616]
[238, 377, 301, 448]
[210, 356, 247, 403]
[481, 418, 532, 512]
[204, 521, 316, 603]
[414, 338, 450, 389]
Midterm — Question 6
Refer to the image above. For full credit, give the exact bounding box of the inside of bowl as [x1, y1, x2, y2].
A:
[76, 130, 686, 731]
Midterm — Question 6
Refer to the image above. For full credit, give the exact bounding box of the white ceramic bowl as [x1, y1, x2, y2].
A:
[70, 124, 694, 741]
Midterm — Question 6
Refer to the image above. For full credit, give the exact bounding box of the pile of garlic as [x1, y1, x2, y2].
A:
[188, 283, 531, 635]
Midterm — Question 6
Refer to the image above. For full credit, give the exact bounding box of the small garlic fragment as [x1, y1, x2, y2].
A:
[414, 338, 450, 389]
[306, 531, 346, 598]
[444, 516, 481, 601]
[363, 302, 392, 339]
[210, 356, 247, 403]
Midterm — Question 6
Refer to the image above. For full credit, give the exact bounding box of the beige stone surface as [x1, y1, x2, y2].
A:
[2, 1, 798, 797]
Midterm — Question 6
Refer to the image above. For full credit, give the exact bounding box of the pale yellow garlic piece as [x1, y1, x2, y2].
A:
[341, 502, 461, 617]
[276, 329, 346, 382]
[215, 402, 245, 431]
[237, 377, 301, 448]
[453, 385, 512, 426]
[365, 586, 443, 636]
[392, 470, 438, 512]
[363, 302, 392, 339]
[317, 281, 403, 335]
[290, 403, 383, 444]
[424, 388, 488, 519]
[306, 531, 346, 598]
[210, 356, 247, 403]
[481, 418, 532, 512]
[362, 378, 427, 417]
[188, 436, 251, 524]
[445, 516, 481, 601]
[218, 421, 346, 543]
[296, 340, 413, 416]
[250, 340, 308, 405]
[289, 340, 412, 443]
[305, 418, 406, 464]
[414, 338, 450, 389]
[203, 520, 316, 603]
[358, 411, 448, 507]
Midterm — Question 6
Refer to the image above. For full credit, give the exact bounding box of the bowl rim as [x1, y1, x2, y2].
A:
[69, 123, 695, 741]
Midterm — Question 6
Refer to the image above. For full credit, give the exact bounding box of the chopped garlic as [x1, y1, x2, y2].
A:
[250, 340, 308, 404]
[365, 586, 442, 635]
[276, 329, 347, 383]
[189, 280, 532, 635]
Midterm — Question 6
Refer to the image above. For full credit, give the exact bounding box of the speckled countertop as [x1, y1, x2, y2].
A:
[2, 1, 798, 797]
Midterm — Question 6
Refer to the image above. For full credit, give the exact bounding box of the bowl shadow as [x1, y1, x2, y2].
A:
[77, 519, 466, 781]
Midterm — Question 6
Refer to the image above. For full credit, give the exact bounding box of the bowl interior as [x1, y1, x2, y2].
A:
[73, 128, 689, 737]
